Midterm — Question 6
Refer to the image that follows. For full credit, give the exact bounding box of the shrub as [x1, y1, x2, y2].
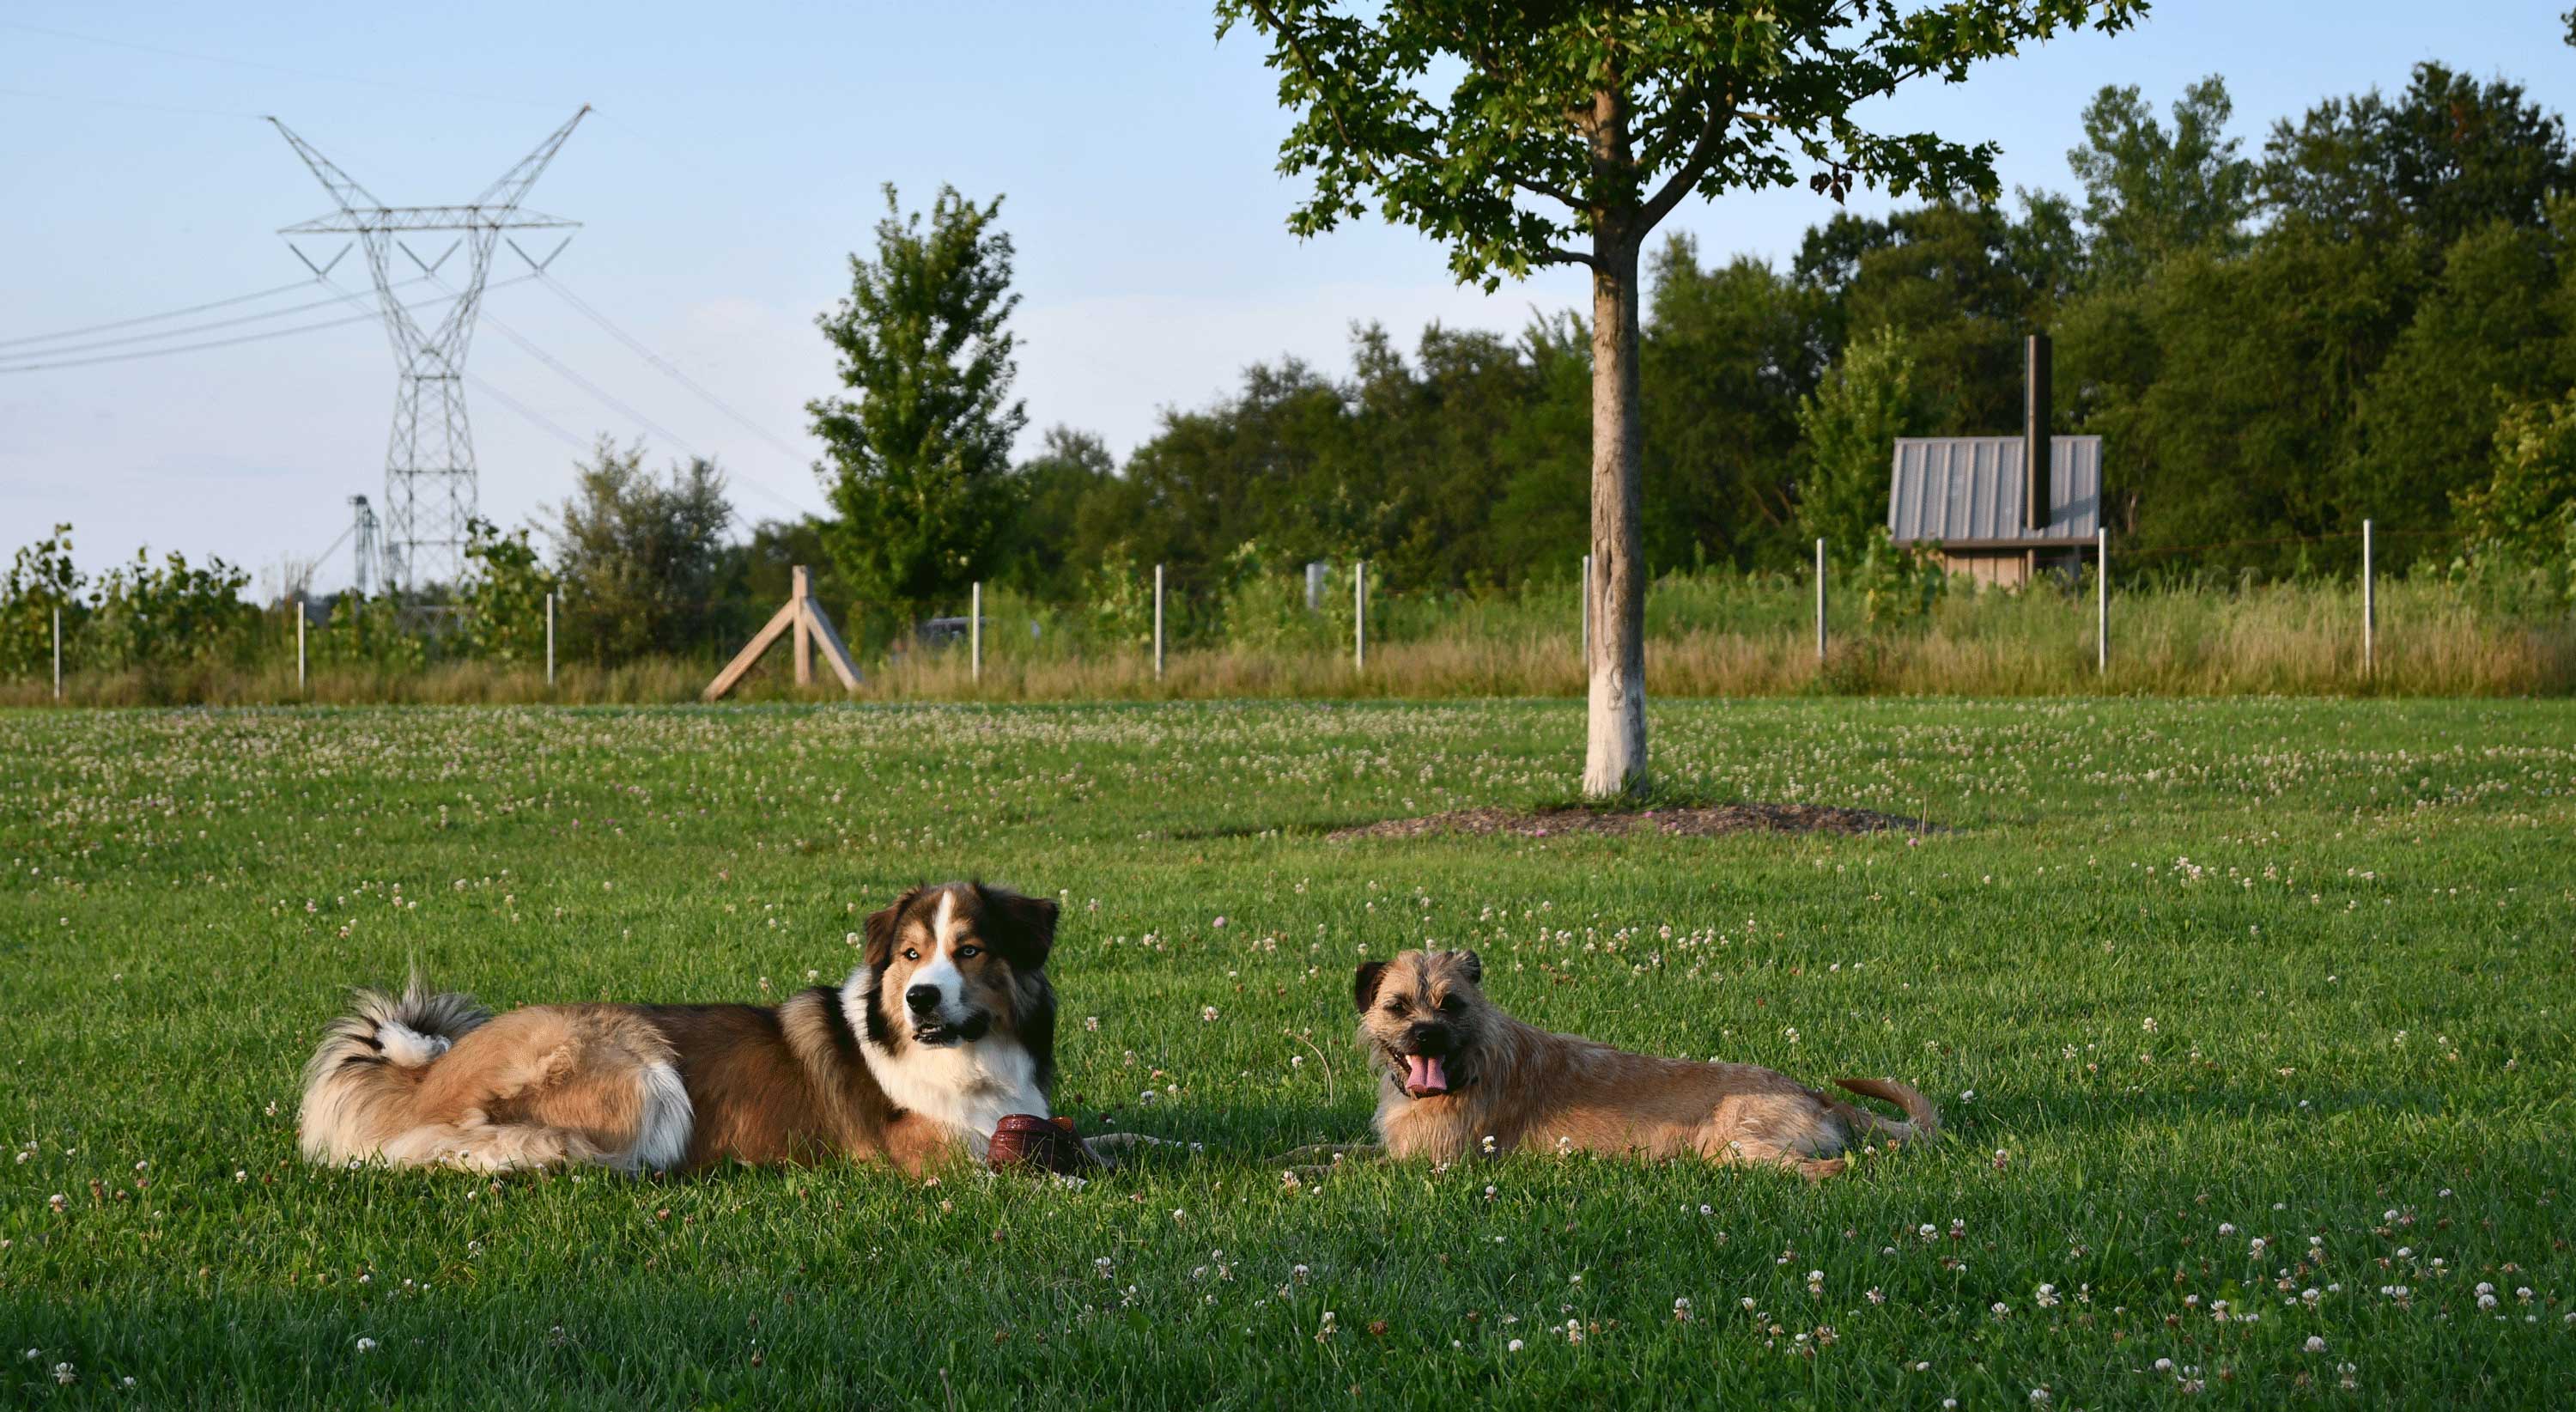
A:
[460, 518, 556, 666]
[0, 524, 82, 677]
[80, 548, 254, 670]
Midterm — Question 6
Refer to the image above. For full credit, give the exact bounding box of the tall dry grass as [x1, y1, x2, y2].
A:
[5, 577, 2567, 706]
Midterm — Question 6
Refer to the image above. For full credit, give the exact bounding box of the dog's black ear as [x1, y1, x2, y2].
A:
[863, 886, 925, 971]
[1455, 949, 1482, 987]
[1352, 960, 1388, 1013]
[977, 882, 1060, 971]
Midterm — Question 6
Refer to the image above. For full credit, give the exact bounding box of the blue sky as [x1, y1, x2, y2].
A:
[3, 1, 2569, 593]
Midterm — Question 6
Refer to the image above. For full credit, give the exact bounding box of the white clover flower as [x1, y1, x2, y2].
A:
[355, 1338, 377, 1354]
[2306, 1336, 2327, 1353]
[1507, 1339, 1525, 1352]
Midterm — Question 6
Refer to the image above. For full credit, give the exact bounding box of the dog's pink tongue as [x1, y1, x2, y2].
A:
[1406, 1054, 1449, 1096]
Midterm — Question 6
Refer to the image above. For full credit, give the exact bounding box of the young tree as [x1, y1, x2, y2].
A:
[1796, 326, 1918, 557]
[459, 517, 557, 666]
[809, 185, 1028, 618]
[2458, 389, 2576, 566]
[0, 524, 82, 678]
[1218, 0, 2145, 795]
[550, 438, 735, 663]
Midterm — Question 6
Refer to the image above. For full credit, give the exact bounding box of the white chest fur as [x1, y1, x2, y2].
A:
[842, 971, 1047, 1159]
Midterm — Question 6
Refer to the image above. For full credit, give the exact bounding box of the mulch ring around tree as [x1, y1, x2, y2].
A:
[1328, 801, 1942, 843]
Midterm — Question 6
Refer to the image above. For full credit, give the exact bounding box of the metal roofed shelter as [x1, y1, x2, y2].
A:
[1886, 434, 2102, 586]
[1884, 332, 2100, 587]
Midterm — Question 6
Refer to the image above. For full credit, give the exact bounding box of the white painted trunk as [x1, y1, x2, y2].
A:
[1583, 234, 1647, 798]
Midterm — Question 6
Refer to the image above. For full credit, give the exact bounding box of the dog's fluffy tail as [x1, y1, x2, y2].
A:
[298, 975, 489, 1166]
[1831, 1076, 1941, 1147]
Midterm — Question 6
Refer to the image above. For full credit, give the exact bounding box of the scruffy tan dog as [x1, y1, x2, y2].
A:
[1334, 948, 1938, 1179]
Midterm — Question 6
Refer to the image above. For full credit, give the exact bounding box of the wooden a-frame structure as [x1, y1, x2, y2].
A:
[702, 565, 861, 700]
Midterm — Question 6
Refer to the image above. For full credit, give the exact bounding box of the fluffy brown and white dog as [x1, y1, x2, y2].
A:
[1336, 948, 1939, 1179]
[297, 881, 1088, 1175]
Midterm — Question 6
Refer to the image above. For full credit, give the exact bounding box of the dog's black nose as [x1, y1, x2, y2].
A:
[905, 984, 942, 1013]
[1409, 1024, 1453, 1056]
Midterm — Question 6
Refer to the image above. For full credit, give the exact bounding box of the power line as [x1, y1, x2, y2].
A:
[0, 277, 320, 349]
[464, 369, 592, 451]
[446, 282, 823, 520]
[0, 277, 536, 374]
[458, 288, 706, 457]
[532, 271, 813, 464]
[0, 306, 375, 372]
[7, 277, 435, 358]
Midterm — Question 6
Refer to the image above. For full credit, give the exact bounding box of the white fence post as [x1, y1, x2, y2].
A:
[1152, 563, 1165, 681]
[52, 606, 62, 702]
[1354, 560, 1367, 672]
[2097, 527, 2109, 676]
[1814, 538, 1826, 665]
[970, 581, 982, 684]
[2362, 519, 2375, 680]
[296, 599, 307, 693]
[545, 591, 556, 686]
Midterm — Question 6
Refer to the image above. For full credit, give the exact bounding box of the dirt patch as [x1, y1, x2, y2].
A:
[1328, 801, 1940, 842]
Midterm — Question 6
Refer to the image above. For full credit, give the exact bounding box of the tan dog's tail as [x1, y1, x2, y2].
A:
[1831, 1076, 1941, 1147]
[298, 974, 489, 1166]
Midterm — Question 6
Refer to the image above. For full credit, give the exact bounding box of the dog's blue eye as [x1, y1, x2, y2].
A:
[956, 946, 980, 959]
[902, 948, 920, 961]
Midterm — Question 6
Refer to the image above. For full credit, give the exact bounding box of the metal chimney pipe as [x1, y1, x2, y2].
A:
[2026, 332, 2052, 533]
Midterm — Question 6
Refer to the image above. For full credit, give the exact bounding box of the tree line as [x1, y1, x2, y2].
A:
[943, 62, 2573, 604]
[13, 39, 2576, 686]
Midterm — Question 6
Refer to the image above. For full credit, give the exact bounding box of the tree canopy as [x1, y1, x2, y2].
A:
[809, 184, 1027, 617]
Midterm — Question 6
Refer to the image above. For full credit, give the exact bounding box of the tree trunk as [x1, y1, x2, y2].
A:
[1583, 79, 1647, 799]
[1583, 235, 1647, 796]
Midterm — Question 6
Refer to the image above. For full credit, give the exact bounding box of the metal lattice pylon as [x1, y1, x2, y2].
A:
[347, 494, 381, 597]
[270, 107, 588, 593]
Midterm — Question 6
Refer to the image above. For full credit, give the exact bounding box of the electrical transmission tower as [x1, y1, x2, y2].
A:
[348, 495, 380, 597]
[269, 107, 588, 593]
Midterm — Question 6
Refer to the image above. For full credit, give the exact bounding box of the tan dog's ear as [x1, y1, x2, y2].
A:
[1455, 949, 1482, 986]
[976, 883, 1060, 970]
[863, 885, 926, 971]
[1353, 960, 1388, 1013]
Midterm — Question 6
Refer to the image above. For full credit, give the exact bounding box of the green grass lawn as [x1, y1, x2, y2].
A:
[4, 698, 2573, 1408]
